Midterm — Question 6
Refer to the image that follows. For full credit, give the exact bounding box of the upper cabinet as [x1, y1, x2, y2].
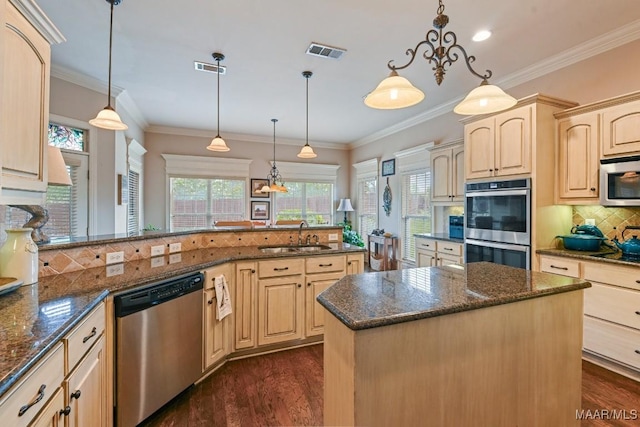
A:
[1, 0, 64, 204]
[464, 105, 532, 180]
[430, 141, 464, 203]
[601, 97, 640, 157]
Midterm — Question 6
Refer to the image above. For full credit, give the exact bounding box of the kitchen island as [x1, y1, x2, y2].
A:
[317, 262, 590, 427]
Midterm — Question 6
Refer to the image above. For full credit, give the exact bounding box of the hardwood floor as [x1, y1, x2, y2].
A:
[141, 345, 640, 427]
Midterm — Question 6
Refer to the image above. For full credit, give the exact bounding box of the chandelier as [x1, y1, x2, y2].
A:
[259, 119, 288, 193]
[364, 0, 516, 115]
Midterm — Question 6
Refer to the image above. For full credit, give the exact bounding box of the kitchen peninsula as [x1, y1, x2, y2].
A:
[318, 262, 590, 426]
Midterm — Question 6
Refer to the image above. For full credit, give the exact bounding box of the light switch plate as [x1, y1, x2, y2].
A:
[169, 242, 181, 253]
[328, 233, 338, 241]
[169, 253, 182, 264]
[106, 264, 124, 277]
[151, 245, 164, 257]
[106, 251, 124, 265]
[151, 257, 165, 268]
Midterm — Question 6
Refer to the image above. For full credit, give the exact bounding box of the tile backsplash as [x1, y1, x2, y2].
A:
[572, 206, 640, 240]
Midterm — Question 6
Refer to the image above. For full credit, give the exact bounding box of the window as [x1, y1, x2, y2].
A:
[401, 170, 431, 261]
[357, 177, 377, 238]
[169, 177, 246, 231]
[48, 123, 85, 151]
[274, 181, 334, 225]
[128, 170, 140, 234]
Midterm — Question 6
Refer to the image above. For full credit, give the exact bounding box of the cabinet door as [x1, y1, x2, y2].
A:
[451, 145, 465, 201]
[29, 387, 65, 427]
[495, 106, 532, 176]
[416, 249, 436, 267]
[346, 253, 364, 275]
[601, 99, 640, 156]
[65, 336, 107, 427]
[305, 272, 343, 337]
[2, 3, 50, 195]
[234, 262, 257, 350]
[557, 114, 599, 201]
[203, 288, 230, 370]
[436, 253, 463, 266]
[431, 148, 452, 202]
[464, 118, 494, 180]
[257, 275, 304, 346]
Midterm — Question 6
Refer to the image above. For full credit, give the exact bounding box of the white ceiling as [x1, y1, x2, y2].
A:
[36, 0, 640, 146]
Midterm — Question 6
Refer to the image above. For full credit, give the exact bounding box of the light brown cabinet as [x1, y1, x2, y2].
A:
[464, 106, 532, 180]
[415, 237, 463, 267]
[346, 253, 364, 275]
[430, 142, 464, 203]
[234, 261, 257, 350]
[203, 264, 233, 370]
[1, 1, 63, 203]
[29, 386, 65, 427]
[305, 271, 343, 337]
[601, 98, 640, 157]
[257, 273, 304, 346]
[556, 112, 600, 203]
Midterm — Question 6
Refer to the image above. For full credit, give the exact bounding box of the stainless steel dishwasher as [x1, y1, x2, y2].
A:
[114, 271, 204, 427]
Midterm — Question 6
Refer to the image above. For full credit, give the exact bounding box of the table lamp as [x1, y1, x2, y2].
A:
[337, 198, 354, 225]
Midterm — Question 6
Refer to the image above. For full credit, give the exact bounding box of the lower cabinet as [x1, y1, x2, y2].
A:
[30, 387, 65, 427]
[305, 271, 344, 337]
[203, 264, 233, 370]
[257, 274, 305, 346]
[64, 335, 107, 427]
[234, 262, 257, 350]
[346, 253, 364, 275]
[415, 237, 463, 267]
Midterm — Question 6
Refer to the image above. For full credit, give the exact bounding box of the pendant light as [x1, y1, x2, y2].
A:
[297, 71, 317, 159]
[259, 119, 287, 193]
[89, 0, 128, 131]
[206, 52, 230, 152]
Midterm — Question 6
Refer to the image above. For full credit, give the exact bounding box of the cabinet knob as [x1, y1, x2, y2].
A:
[635, 311, 640, 316]
[590, 187, 596, 191]
[494, 168, 499, 171]
[347, 261, 352, 265]
[70, 390, 82, 401]
[60, 406, 71, 417]
[251, 269, 256, 274]
[208, 299, 214, 305]
[307, 282, 311, 287]
[489, 169, 493, 172]
[298, 284, 302, 288]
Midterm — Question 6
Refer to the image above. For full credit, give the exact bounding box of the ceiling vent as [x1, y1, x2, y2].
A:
[194, 61, 226, 75]
[305, 42, 346, 60]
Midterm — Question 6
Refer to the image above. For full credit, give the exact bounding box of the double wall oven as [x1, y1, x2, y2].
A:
[465, 179, 531, 269]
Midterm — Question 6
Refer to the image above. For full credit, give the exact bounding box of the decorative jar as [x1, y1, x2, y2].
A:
[0, 228, 39, 284]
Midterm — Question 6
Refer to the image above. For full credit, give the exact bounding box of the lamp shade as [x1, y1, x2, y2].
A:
[337, 198, 354, 212]
[47, 145, 72, 186]
[89, 106, 128, 130]
[364, 71, 425, 110]
[297, 144, 316, 158]
[206, 136, 230, 152]
[453, 81, 517, 115]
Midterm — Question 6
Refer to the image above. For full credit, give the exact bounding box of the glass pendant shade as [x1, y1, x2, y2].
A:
[297, 144, 316, 158]
[364, 70, 425, 109]
[89, 106, 128, 130]
[206, 135, 230, 152]
[453, 80, 517, 115]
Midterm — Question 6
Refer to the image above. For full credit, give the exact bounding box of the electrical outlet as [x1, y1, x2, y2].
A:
[169, 242, 181, 253]
[151, 245, 164, 257]
[106, 264, 124, 277]
[106, 251, 124, 265]
[585, 218, 596, 226]
[328, 242, 339, 250]
[151, 257, 165, 268]
[328, 233, 338, 241]
[169, 253, 182, 264]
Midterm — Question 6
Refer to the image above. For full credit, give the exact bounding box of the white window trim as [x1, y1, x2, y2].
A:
[162, 154, 253, 228]
[128, 139, 146, 233]
[272, 161, 340, 182]
[49, 113, 97, 235]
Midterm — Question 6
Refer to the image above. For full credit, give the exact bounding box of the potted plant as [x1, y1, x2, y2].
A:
[340, 222, 364, 247]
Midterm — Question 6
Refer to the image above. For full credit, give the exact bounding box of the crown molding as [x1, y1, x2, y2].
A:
[116, 90, 149, 130]
[10, 0, 65, 44]
[351, 19, 640, 148]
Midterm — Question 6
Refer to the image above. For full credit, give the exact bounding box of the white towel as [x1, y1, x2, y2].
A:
[214, 274, 233, 320]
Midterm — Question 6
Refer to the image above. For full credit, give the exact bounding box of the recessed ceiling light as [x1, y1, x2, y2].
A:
[472, 30, 492, 42]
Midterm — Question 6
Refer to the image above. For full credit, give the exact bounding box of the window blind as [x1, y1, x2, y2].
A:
[401, 170, 431, 261]
[357, 176, 377, 238]
[128, 170, 140, 234]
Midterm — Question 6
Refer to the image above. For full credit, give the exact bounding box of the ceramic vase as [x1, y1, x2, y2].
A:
[0, 228, 39, 284]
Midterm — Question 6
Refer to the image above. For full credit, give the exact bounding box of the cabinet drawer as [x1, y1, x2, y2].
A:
[437, 254, 463, 266]
[584, 283, 640, 329]
[539, 256, 580, 278]
[583, 261, 640, 291]
[306, 255, 345, 274]
[0, 343, 64, 427]
[64, 303, 105, 373]
[258, 259, 304, 278]
[437, 241, 463, 256]
[584, 316, 640, 370]
[415, 238, 436, 251]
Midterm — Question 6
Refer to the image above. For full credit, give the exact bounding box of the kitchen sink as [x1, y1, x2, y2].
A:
[258, 244, 332, 253]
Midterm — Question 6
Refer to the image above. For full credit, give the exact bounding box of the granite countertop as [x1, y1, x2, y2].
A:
[414, 233, 464, 244]
[317, 262, 590, 331]
[0, 243, 364, 397]
[537, 248, 640, 268]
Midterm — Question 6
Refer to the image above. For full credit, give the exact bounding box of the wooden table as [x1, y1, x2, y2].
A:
[367, 234, 397, 271]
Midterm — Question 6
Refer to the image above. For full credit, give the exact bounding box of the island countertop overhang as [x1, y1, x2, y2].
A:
[317, 262, 591, 331]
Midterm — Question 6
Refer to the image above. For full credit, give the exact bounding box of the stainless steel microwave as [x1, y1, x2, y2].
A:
[600, 155, 640, 206]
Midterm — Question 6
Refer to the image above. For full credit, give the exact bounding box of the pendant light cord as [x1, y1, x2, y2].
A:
[216, 57, 221, 137]
[107, 0, 115, 108]
[272, 119, 277, 166]
[306, 76, 309, 146]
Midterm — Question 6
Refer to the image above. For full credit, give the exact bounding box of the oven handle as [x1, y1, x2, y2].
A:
[465, 239, 529, 252]
[465, 189, 529, 198]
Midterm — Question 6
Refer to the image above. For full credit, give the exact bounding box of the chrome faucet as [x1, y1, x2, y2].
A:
[297, 220, 308, 245]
